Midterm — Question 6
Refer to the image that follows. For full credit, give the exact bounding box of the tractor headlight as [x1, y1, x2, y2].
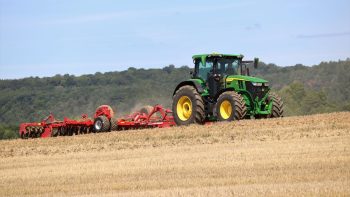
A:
[252, 82, 263, 86]
[264, 82, 269, 87]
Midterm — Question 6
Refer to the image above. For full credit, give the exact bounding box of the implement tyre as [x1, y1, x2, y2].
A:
[94, 115, 110, 132]
[172, 85, 205, 125]
[216, 91, 247, 121]
[110, 117, 118, 131]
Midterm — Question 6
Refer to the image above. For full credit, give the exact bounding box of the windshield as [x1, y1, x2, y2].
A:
[217, 58, 239, 75]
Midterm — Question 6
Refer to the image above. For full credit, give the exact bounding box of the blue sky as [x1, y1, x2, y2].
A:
[0, 0, 349, 79]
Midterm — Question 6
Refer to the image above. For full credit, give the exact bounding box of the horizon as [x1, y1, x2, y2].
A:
[1, 0, 349, 79]
[1, 57, 349, 80]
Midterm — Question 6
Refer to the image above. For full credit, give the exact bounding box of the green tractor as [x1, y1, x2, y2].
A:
[172, 53, 283, 125]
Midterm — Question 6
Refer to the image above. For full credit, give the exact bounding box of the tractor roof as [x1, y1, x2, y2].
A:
[192, 53, 244, 59]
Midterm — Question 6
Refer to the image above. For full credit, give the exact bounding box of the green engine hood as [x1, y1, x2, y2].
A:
[226, 75, 268, 83]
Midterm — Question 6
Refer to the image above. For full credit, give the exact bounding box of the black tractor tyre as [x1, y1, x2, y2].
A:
[110, 117, 118, 131]
[172, 85, 205, 125]
[216, 91, 247, 121]
[267, 92, 284, 118]
[94, 115, 111, 132]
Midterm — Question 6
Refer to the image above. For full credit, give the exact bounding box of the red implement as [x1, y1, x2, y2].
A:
[114, 104, 175, 130]
[19, 104, 175, 139]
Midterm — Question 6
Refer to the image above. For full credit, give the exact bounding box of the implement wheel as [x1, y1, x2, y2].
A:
[216, 91, 247, 121]
[110, 117, 118, 131]
[172, 85, 205, 125]
[267, 92, 284, 118]
[94, 115, 110, 132]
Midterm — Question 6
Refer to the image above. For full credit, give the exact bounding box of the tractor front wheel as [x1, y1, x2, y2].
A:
[216, 91, 247, 121]
[172, 85, 205, 125]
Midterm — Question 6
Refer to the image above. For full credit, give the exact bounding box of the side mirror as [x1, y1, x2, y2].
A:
[254, 58, 259, 69]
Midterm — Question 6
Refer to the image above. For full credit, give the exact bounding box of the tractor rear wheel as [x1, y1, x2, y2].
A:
[267, 92, 284, 118]
[172, 85, 205, 125]
[216, 91, 247, 121]
[94, 115, 110, 132]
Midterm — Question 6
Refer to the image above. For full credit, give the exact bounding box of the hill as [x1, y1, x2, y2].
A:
[0, 59, 350, 139]
[0, 112, 349, 196]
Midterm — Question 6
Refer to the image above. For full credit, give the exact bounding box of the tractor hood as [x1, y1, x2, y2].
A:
[226, 75, 268, 83]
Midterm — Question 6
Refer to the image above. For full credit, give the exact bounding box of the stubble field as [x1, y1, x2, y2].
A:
[0, 112, 349, 196]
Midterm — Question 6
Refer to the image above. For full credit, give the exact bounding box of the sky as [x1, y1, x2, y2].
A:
[0, 0, 349, 79]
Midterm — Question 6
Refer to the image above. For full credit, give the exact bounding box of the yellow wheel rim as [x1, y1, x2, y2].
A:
[177, 96, 192, 121]
[220, 100, 232, 119]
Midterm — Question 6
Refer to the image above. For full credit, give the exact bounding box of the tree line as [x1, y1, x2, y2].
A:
[0, 59, 349, 139]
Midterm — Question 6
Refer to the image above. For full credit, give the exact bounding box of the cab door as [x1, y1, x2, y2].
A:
[206, 58, 222, 98]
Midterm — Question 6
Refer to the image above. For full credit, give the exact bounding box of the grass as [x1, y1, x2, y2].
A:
[0, 112, 349, 196]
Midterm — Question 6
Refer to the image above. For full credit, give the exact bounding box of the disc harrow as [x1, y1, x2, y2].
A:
[19, 104, 175, 139]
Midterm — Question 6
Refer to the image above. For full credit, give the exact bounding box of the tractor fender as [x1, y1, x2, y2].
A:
[173, 80, 204, 96]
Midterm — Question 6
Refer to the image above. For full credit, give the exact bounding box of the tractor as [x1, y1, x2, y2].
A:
[172, 53, 283, 125]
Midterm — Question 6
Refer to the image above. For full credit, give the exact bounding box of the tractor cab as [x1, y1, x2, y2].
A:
[193, 54, 241, 81]
[192, 54, 258, 98]
[193, 54, 258, 81]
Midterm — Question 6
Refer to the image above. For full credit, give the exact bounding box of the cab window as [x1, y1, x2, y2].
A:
[217, 58, 239, 75]
[195, 58, 212, 81]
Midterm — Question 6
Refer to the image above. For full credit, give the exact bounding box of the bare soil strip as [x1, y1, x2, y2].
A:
[0, 112, 349, 196]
